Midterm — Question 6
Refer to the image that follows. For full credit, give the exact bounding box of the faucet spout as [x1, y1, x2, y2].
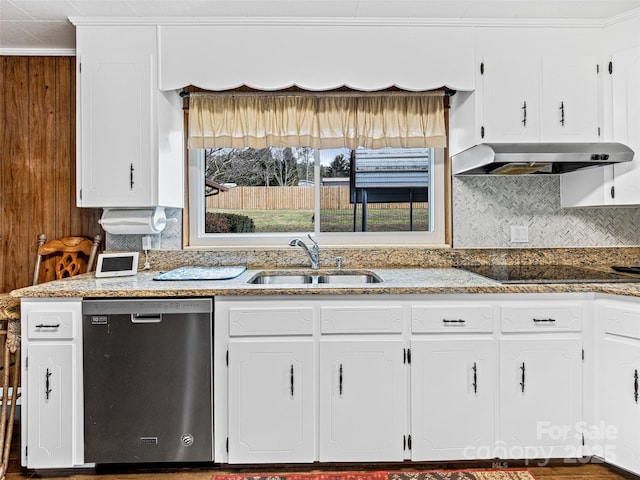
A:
[288, 235, 320, 269]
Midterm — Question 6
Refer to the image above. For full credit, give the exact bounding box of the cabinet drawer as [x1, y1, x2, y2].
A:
[501, 303, 582, 332]
[602, 303, 640, 340]
[229, 307, 313, 336]
[411, 305, 494, 333]
[320, 305, 402, 334]
[27, 311, 75, 339]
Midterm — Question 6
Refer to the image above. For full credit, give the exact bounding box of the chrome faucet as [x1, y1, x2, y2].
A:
[288, 234, 320, 270]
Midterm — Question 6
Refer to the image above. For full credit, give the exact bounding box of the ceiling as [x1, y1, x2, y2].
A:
[2, 0, 640, 52]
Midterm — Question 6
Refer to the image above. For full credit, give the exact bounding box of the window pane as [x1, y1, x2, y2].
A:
[200, 146, 433, 237]
[319, 147, 431, 233]
[204, 147, 314, 234]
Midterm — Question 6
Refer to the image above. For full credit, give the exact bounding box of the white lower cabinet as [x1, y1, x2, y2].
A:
[20, 299, 84, 469]
[411, 338, 496, 461]
[499, 338, 583, 459]
[319, 340, 405, 462]
[228, 340, 315, 463]
[215, 294, 591, 466]
[26, 344, 74, 467]
[600, 300, 640, 474]
[603, 336, 640, 473]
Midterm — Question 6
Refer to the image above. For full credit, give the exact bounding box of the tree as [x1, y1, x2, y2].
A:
[325, 153, 351, 177]
[205, 148, 276, 186]
[205, 147, 306, 187]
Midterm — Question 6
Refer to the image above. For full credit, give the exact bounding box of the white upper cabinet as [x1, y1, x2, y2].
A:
[561, 46, 640, 207]
[479, 55, 598, 144]
[480, 56, 541, 143]
[541, 56, 599, 142]
[606, 46, 640, 205]
[76, 25, 184, 208]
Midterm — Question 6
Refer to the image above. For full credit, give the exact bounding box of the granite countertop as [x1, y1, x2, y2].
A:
[10, 267, 640, 299]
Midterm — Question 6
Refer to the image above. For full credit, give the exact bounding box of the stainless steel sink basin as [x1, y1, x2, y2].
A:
[316, 273, 381, 284]
[248, 270, 382, 285]
[249, 274, 313, 284]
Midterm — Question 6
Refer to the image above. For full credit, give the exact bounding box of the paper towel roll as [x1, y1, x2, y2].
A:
[99, 207, 171, 235]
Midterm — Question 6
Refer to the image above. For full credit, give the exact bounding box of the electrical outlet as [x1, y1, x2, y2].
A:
[141, 235, 151, 250]
[510, 225, 529, 243]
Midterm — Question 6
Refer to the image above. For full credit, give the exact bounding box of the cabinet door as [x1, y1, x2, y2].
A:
[603, 336, 640, 473]
[541, 56, 598, 142]
[228, 340, 315, 463]
[609, 46, 640, 205]
[319, 340, 405, 462]
[411, 338, 495, 461]
[78, 53, 153, 207]
[26, 344, 74, 468]
[564, 47, 640, 207]
[500, 338, 582, 459]
[481, 56, 541, 142]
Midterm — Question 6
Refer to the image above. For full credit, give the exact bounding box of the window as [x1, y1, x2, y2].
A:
[186, 91, 447, 247]
[188, 146, 445, 247]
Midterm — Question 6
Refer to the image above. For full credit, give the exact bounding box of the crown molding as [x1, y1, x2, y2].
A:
[603, 6, 640, 27]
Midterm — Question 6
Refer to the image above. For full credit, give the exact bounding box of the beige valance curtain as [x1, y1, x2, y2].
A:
[187, 92, 446, 150]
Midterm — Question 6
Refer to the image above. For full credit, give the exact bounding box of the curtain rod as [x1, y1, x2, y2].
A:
[180, 89, 455, 99]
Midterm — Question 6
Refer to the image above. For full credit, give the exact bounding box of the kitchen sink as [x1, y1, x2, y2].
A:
[249, 274, 314, 284]
[248, 270, 382, 285]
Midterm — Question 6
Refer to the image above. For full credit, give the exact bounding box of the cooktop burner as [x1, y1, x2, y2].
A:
[458, 264, 640, 284]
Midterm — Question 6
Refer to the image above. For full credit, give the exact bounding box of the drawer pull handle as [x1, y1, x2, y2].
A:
[520, 362, 526, 393]
[131, 314, 162, 323]
[443, 319, 466, 325]
[35, 323, 60, 329]
[339, 364, 343, 396]
[472, 362, 478, 394]
[45, 368, 52, 400]
[290, 364, 294, 398]
[635, 369, 638, 404]
[533, 318, 556, 323]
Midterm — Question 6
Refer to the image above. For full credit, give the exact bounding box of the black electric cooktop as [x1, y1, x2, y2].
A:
[458, 264, 640, 284]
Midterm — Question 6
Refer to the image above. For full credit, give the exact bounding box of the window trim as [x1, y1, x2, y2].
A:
[187, 148, 446, 248]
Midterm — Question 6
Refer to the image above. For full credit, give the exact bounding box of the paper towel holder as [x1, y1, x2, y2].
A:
[99, 207, 177, 235]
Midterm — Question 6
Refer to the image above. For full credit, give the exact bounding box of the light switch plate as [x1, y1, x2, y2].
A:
[510, 225, 529, 243]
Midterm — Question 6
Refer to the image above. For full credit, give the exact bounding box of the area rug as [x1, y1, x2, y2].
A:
[212, 470, 535, 480]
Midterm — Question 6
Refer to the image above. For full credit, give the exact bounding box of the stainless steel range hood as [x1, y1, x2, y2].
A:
[451, 142, 634, 175]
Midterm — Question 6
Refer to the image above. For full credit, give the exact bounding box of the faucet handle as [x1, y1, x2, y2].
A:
[307, 234, 319, 249]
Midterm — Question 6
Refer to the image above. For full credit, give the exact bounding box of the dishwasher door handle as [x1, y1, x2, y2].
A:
[130, 313, 163, 323]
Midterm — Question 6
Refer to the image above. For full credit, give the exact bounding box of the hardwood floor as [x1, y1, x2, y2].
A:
[5, 425, 637, 480]
[5, 455, 639, 480]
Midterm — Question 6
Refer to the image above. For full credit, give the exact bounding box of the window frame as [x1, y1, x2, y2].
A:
[187, 148, 446, 247]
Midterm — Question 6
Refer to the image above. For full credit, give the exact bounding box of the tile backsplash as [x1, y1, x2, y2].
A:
[453, 175, 640, 248]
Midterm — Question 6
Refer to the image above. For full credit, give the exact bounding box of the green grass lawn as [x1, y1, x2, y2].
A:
[211, 209, 314, 232]
[209, 208, 429, 233]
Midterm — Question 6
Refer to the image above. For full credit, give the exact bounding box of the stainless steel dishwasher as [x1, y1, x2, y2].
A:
[82, 298, 213, 464]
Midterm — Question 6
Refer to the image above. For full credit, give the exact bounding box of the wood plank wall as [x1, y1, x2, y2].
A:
[0, 56, 102, 293]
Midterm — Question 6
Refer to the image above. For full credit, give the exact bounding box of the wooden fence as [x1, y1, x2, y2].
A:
[206, 186, 427, 210]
